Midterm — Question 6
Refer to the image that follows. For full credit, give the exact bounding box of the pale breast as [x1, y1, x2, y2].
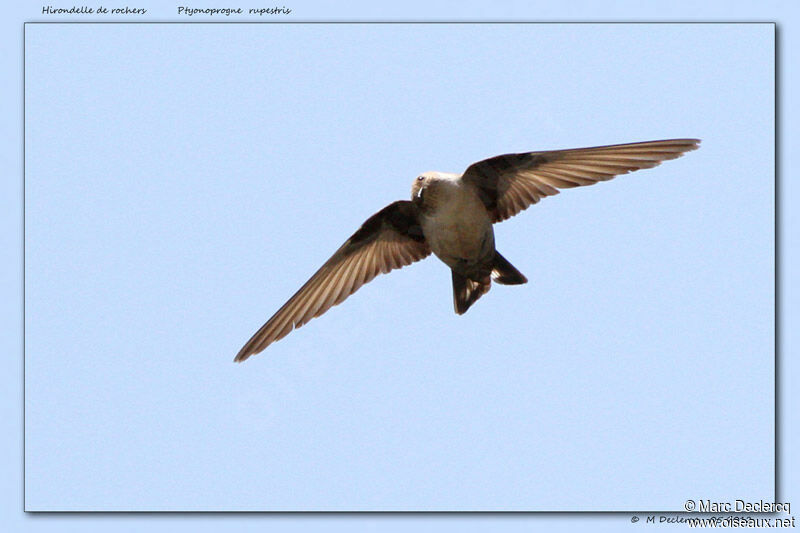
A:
[421, 181, 494, 267]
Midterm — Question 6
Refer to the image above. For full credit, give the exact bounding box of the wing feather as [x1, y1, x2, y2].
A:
[235, 200, 430, 362]
[463, 139, 700, 222]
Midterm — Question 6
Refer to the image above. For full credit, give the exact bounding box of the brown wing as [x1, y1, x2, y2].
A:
[235, 200, 430, 362]
[462, 139, 701, 222]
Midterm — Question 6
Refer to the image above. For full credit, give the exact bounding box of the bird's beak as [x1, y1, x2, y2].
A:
[416, 187, 424, 199]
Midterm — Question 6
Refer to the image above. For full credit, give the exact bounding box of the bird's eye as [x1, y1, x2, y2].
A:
[417, 176, 425, 181]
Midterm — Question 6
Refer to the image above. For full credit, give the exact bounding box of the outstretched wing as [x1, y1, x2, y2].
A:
[462, 139, 700, 222]
[235, 200, 430, 362]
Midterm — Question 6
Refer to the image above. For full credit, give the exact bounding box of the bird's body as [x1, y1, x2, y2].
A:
[235, 138, 700, 362]
[417, 172, 494, 272]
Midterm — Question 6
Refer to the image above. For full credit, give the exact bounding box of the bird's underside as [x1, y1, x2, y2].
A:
[235, 138, 700, 362]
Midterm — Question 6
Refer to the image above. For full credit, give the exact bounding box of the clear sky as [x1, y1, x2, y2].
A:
[4, 1, 793, 532]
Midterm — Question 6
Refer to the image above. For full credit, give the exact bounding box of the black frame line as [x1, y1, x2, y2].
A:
[21, 20, 780, 515]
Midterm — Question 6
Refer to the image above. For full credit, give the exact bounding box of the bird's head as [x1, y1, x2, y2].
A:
[411, 171, 441, 207]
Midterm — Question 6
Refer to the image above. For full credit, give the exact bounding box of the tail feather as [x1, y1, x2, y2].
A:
[451, 251, 525, 314]
[452, 271, 491, 315]
[491, 251, 527, 285]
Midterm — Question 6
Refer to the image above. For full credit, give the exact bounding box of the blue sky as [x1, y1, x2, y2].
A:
[3, 1, 795, 532]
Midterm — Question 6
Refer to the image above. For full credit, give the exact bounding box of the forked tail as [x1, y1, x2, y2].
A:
[451, 251, 527, 314]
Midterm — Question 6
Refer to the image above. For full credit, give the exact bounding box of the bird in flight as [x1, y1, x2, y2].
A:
[235, 138, 700, 362]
